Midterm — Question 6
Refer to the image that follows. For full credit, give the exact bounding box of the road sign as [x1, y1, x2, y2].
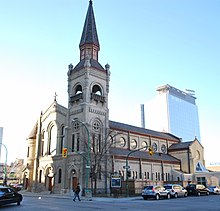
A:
[111, 175, 121, 188]
[123, 166, 130, 169]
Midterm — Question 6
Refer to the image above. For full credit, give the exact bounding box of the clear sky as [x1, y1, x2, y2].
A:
[0, 0, 219, 165]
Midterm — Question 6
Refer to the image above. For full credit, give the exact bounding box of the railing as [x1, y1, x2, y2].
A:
[91, 93, 105, 103]
[69, 93, 83, 103]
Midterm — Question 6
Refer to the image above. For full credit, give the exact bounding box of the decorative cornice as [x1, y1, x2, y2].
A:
[89, 107, 106, 116]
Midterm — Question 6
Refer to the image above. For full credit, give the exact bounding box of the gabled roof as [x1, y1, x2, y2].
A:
[80, 0, 99, 48]
[168, 141, 193, 151]
[109, 120, 180, 142]
[27, 101, 67, 140]
[169, 137, 203, 151]
[110, 147, 180, 164]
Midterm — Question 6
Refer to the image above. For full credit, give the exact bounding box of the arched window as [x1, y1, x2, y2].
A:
[92, 85, 102, 95]
[39, 170, 43, 183]
[60, 126, 65, 154]
[69, 84, 83, 104]
[91, 84, 105, 103]
[75, 84, 82, 94]
[71, 120, 80, 152]
[91, 120, 102, 153]
[41, 131, 45, 156]
[49, 125, 57, 155]
[58, 169, 62, 183]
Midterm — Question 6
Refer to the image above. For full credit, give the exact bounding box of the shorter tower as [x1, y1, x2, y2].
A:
[145, 84, 201, 142]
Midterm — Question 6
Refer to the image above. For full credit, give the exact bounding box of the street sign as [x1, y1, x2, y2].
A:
[111, 175, 121, 188]
[123, 166, 130, 169]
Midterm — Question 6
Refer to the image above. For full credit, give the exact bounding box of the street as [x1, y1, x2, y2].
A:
[0, 194, 220, 210]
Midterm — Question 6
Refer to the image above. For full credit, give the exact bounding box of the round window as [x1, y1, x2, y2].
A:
[152, 143, 157, 152]
[130, 139, 137, 149]
[141, 141, 148, 150]
[161, 144, 167, 153]
[119, 137, 126, 147]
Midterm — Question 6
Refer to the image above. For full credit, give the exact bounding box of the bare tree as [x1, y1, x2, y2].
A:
[81, 127, 121, 195]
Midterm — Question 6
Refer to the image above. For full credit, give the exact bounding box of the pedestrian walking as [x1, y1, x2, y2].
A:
[73, 183, 81, 201]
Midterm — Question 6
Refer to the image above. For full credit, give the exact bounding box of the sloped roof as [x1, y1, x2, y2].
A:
[110, 147, 180, 164]
[27, 122, 37, 139]
[109, 120, 180, 142]
[80, 0, 99, 48]
[169, 141, 193, 151]
[72, 58, 105, 73]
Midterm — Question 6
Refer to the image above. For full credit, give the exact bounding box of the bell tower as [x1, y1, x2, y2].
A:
[67, 0, 110, 154]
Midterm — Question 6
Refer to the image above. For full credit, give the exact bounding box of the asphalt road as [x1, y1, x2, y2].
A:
[0, 194, 220, 210]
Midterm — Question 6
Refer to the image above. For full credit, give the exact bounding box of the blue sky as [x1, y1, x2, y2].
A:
[0, 0, 219, 164]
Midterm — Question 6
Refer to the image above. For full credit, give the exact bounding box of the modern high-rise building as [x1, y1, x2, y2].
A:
[0, 127, 3, 160]
[145, 84, 201, 142]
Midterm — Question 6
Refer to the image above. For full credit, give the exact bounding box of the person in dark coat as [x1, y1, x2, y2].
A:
[73, 183, 81, 201]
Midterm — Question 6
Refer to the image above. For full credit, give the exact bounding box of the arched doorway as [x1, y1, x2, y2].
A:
[47, 167, 54, 193]
[23, 172, 29, 190]
[71, 169, 78, 191]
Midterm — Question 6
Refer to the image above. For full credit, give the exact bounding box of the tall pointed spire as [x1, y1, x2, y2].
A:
[71, 0, 106, 74]
[79, 0, 100, 61]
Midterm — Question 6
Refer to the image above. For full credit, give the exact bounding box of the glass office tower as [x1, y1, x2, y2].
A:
[145, 84, 201, 142]
[0, 127, 3, 159]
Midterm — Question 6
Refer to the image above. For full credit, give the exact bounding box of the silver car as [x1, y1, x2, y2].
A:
[208, 186, 220, 194]
[141, 185, 171, 200]
[164, 184, 188, 198]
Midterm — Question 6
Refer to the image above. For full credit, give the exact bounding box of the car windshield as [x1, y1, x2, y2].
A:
[164, 185, 172, 189]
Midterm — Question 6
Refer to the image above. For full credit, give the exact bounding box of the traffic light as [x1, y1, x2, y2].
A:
[62, 148, 68, 158]
[127, 170, 131, 178]
[148, 146, 154, 156]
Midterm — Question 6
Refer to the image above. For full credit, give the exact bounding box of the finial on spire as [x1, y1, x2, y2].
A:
[54, 92, 58, 102]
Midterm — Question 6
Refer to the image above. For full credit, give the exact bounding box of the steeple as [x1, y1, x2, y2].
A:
[79, 0, 100, 61]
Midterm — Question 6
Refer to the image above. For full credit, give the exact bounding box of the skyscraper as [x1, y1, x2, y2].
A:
[145, 84, 201, 142]
[0, 127, 3, 159]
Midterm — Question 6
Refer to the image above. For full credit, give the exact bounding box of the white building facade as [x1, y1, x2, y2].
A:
[145, 84, 201, 142]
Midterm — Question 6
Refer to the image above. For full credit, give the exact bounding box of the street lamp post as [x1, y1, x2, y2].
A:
[125, 146, 148, 197]
[72, 119, 91, 199]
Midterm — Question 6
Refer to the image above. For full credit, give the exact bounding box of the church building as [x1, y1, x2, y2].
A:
[23, 1, 217, 196]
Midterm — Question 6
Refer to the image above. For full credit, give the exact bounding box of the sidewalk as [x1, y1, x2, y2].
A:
[20, 190, 142, 201]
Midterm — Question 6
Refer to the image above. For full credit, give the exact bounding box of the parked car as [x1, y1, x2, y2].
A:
[0, 186, 23, 206]
[141, 185, 171, 200]
[207, 186, 220, 194]
[186, 184, 209, 196]
[10, 183, 23, 191]
[164, 184, 188, 198]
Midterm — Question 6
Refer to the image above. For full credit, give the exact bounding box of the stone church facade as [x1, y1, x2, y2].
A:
[23, 1, 219, 195]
